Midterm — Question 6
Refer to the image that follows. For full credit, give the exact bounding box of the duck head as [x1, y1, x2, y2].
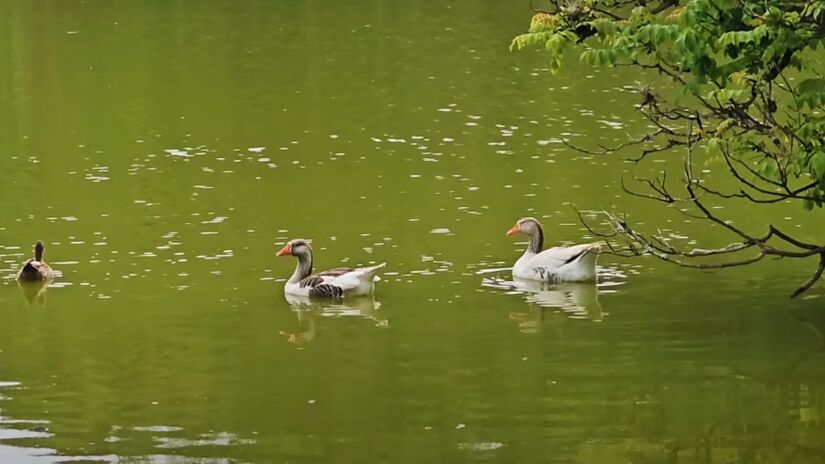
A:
[34, 240, 45, 261]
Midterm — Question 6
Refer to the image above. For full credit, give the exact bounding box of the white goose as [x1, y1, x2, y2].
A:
[506, 217, 601, 282]
[276, 239, 386, 298]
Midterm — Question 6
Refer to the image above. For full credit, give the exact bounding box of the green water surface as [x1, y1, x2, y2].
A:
[0, 1, 824, 463]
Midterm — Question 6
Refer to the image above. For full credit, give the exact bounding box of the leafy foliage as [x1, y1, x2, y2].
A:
[513, 0, 825, 207]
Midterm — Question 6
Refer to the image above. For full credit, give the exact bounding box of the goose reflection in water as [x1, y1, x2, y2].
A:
[787, 304, 825, 371]
[482, 275, 614, 333]
[280, 293, 386, 345]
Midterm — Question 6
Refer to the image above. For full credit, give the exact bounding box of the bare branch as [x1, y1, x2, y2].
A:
[590, 6, 625, 20]
[769, 225, 820, 250]
[562, 128, 666, 156]
[792, 253, 825, 298]
[573, 125, 825, 298]
[623, 139, 682, 163]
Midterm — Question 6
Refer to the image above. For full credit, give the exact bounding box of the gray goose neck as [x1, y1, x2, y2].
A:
[528, 224, 544, 254]
[290, 250, 313, 283]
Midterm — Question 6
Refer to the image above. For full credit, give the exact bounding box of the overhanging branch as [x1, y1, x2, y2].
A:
[577, 131, 825, 298]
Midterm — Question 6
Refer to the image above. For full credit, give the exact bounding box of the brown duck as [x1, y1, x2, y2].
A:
[17, 241, 55, 282]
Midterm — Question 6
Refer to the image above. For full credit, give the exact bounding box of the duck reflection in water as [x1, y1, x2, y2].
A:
[482, 276, 605, 333]
[279, 293, 386, 345]
[17, 280, 49, 306]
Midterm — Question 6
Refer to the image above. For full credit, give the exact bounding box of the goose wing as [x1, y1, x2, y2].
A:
[297, 273, 346, 298]
[297, 267, 367, 292]
[317, 268, 355, 277]
[323, 263, 385, 288]
[531, 244, 600, 269]
[298, 264, 386, 297]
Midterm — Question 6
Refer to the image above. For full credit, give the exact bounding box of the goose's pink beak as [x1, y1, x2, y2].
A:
[276, 243, 292, 257]
[506, 223, 520, 236]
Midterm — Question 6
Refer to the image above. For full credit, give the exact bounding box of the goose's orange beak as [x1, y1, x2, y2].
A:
[506, 223, 520, 236]
[276, 243, 292, 257]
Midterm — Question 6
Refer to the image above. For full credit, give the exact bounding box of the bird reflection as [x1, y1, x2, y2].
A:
[17, 280, 49, 306]
[785, 304, 825, 373]
[791, 305, 825, 351]
[280, 294, 386, 345]
[482, 276, 605, 333]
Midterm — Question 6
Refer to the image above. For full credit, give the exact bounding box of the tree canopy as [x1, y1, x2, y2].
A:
[512, 0, 825, 296]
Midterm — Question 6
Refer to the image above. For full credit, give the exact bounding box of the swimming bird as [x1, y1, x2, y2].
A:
[506, 217, 601, 282]
[276, 239, 385, 298]
[17, 241, 55, 282]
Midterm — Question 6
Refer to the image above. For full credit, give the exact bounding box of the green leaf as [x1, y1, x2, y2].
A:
[810, 151, 825, 179]
[718, 25, 769, 48]
[706, 137, 721, 154]
[803, 198, 815, 210]
[708, 88, 746, 103]
[757, 158, 779, 181]
[797, 78, 825, 108]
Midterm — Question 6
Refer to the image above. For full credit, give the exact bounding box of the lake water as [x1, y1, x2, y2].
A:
[1, 1, 824, 463]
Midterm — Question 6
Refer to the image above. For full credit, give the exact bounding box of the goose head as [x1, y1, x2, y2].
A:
[276, 239, 313, 259]
[276, 239, 314, 282]
[507, 217, 543, 237]
[507, 217, 544, 254]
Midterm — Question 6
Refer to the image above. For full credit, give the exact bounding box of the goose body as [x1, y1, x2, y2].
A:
[17, 241, 55, 282]
[276, 239, 385, 298]
[507, 217, 601, 282]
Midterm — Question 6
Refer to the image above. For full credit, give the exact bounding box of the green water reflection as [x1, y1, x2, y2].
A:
[0, 1, 823, 463]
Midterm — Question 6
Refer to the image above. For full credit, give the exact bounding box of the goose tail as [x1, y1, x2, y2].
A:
[360, 262, 387, 282]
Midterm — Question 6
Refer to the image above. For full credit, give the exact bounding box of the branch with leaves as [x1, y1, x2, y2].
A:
[513, 0, 825, 296]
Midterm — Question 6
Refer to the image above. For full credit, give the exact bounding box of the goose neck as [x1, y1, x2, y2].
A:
[289, 251, 313, 283]
[527, 225, 544, 254]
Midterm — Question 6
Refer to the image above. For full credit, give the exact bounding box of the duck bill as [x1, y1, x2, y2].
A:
[275, 243, 292, 257]
[506, 224, 520, 236]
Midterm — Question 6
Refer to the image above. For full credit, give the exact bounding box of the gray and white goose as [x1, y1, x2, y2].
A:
[276, 239, 385, 298]
[506, 217, 601, 282]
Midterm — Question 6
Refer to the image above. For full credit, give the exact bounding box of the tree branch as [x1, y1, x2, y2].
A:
[577, 128, 825, 298]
